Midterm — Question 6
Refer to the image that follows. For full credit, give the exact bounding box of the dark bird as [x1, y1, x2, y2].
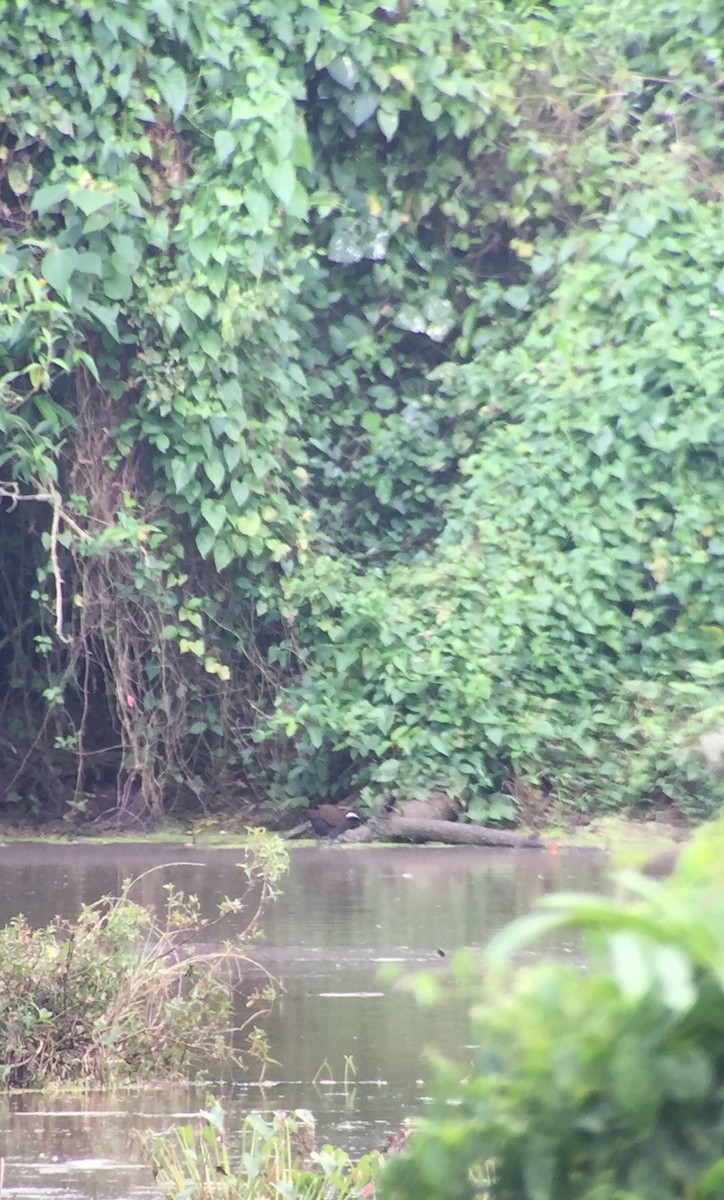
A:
[308, 804, 363, 838]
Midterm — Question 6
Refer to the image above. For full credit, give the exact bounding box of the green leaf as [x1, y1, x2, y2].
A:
[195, 525, 216, 558]
[652, 944, 697, 1012]
[343, 91, 378, 127]
[157, 65, 188, 118]
[375, 475, 392, 504]
[111, 233, 140, 266]
[374, 759, 400, 783]
[244, 189, 272, 226]
[214, 130, 235, 163]
[377, 109, 399, 140]
[179, 636, 205, 657]
[627, 214, 657, 238]
[604, 233, 638, 266]
[102, 271, 133, 301]
[230, 479, 249, 506]
[31, 183, 69, 213]
[72, 187, 117, 216]
[186, 290, 212, 320]
[361, 411, 382, 434]
[237, 511, 262, 537]
[223, 443, 242, 471]
[213, 540, 235, 571]
[41, 248, 78, 291]
[82, 208, 114, 233]
[218, 379, 242, 406]
[428, 733, 449, 755]
[393, 304, 426, 333]
[503, 285, 530, 311]
[610, 932, 652, 999]
[110, 252, 132, 276]
[71, 349, 100, 381]
[389, 63, 416, 92]
[200, 499, 226, 534]
[83, 300, 119, 340]
[230, 97, 259, 122]
[327, 56, 359, 90]
[170, 458, 196, 492]
[75, 252, 103, 275]
[203, 458, 225, 490]
[0, 252, 19, 279]
[423, 296, 455, 341]
[261, 160, 296, 207]
[327, 218, 366, 265]
[199, 329, 221, 357]
[216, 186, 242, 208]
[693, 1158, 724, 1198]
[660, 1048, 712, 1102]
[8, 162, 32, 196]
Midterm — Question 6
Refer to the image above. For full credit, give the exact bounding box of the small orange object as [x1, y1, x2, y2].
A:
[546, 841, 560, 854]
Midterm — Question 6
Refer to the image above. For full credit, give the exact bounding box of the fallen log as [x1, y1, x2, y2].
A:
[364, 813, 545, 848]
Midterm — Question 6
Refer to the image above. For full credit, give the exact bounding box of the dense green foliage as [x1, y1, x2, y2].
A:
[383, 821, 724, 1200]
[0, 0, 722, 820]
[142, 1102, 382, 1199]
[0, 832, 287, 1087]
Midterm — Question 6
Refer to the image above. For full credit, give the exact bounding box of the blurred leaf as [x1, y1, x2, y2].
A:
[157, 65, 187, 117]
[41, 248, 78, 291]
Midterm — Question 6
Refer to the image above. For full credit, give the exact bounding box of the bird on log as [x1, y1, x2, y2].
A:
[307, 804, 363, 838]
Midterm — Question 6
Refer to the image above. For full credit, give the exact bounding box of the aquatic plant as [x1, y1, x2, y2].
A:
[140, 1100, 382, 1199]
[0, 831, 287, 1088]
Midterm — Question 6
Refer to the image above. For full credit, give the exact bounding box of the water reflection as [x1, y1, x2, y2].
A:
[0, 1090, 181, 1198]
[0, 841, 607, 1198]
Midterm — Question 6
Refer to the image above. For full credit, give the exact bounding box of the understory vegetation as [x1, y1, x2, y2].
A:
[0, 0, 722, 824]
[0, 831, 286, 1088]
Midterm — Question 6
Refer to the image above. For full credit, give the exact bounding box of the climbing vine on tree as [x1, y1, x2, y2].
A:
[0, 0, 721, 821]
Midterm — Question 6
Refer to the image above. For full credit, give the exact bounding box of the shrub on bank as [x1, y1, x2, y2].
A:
[382, 819, 724, 1200]
[0, 832, 287, 1088]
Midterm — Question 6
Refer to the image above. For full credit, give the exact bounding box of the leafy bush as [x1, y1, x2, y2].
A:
[0, 0, 722, 821]
[0, 832, 287, 1088]
[253, 0, 724, 819]
[141, 1101, 382, 1199]
[382, 819, 724, 1200]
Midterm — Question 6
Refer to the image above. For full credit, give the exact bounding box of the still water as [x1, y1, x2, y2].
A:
[0, 840, 607, 1198]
